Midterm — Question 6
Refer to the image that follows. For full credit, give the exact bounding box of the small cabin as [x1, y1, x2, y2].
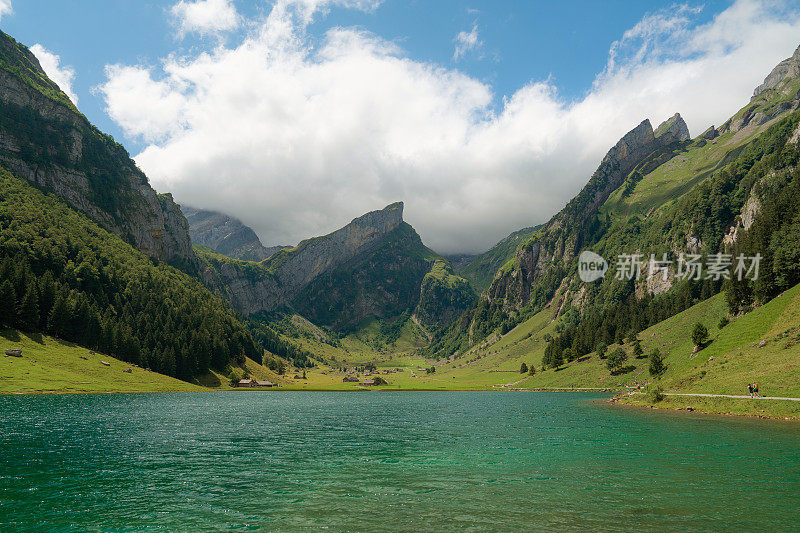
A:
[359, 379, 376, 386]
[238, 378, 276, 388]
[343, 376, 359, 383]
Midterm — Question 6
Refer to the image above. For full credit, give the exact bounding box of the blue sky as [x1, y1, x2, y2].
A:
[1, 1, 798, 253]
[2, 0, 729, 154]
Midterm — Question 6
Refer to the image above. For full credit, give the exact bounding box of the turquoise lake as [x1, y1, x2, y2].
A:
[1, 391, 799, 531]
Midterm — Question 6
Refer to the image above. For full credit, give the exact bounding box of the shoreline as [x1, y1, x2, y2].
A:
[6, 386, 800, 423]
[1, 385, 619, 395]
[610, 392, 800, 421]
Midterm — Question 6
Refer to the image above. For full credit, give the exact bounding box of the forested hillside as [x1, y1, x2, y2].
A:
[0, 30, 196, 269]
[0, 169, 261, 380]
[545, 111, 800, 367]
[452, 225, 542, 294]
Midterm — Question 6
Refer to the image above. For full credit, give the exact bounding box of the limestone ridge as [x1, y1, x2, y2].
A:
[723, 44, 800, 134]
[0, 31, 196, 268]
[182, 206, 286, 261]
[486, 114, 690, 309]
[198, 200, 474, 329]
[199, 202, 407, 315]
[654, 112, 691, 141]
[274, 201, 405, 293]
[753, 44, 800, 98]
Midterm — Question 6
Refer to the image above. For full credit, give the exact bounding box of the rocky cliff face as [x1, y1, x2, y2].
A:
[182, 206, 285, 262]
[0, 31, 196, 268]
[485, 114, 690, 312]
[293, 221, 432, 330]
[199, 202, 406, 314]
[272, 202, 405, 296]
[723, 44, 800, 134]
[199, 202, 474, 329]
[753, 45, 800, 98]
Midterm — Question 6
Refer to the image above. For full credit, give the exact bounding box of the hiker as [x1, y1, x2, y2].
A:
[748, 383, 754, 398]
[754, 383, 759, 397]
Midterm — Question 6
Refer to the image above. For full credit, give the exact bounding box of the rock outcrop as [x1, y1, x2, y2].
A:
[0, 31, 196, 268]
[722, 44, 800, 134]
[654, 112, 691, 142]
[182, 206, 285, 262]
[753, 45, 800, 98]
[199, 202, 474, 329]
[485, 114, 690, 311]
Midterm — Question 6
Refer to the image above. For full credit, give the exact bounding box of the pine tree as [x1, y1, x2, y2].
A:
[595, 341, 608, 359]
[551, 349, 564, 370]
[520, 362, 528, 374]
[606, 348, 628, 373]
[648, 348, 665, 376]
[633, 339, 644, 358]
[37, 272, 56, 329]
[692, 323, 709, 348]
[16, 280, 40, 332]
[0, 280, 17, 327]
[47, 290, 70, 338]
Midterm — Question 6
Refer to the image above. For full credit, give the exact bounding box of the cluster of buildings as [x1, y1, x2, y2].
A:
[236, 378, 278, 388]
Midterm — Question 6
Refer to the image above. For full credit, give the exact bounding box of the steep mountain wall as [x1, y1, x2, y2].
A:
[199, 202, 404, 313]
[199, 202, 474, 329]
[486, 114, 691, 311]
[0, 31, 196, 268]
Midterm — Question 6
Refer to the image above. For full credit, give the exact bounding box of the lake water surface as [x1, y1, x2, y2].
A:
[1, 391, 799, 531]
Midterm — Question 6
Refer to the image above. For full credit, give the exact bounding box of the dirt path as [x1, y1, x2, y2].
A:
[666, 393, 800, 402]
[494, 375, 533, 388]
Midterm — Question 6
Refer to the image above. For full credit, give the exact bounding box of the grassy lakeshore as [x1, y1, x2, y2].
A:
[0, 329, 285, 394]
[4, 281, 799, 419]
[616, 394, 800, 420]
[0, 329, 203, 393]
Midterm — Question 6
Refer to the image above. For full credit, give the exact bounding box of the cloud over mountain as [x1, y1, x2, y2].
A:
[99, 0, 800, 254]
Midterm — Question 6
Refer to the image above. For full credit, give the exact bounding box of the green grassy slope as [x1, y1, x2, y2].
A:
[501, 283, 800, 417]
[601, 127, 760, 219]
[0, 328, 289, 394]
[0, 329, 203, 393]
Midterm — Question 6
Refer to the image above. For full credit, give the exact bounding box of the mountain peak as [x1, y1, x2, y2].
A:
[349, 201, 404, 234]
[752, 44, 800, 99]
[383, 201, 404, 215]
[182, 206, 286, 262]
[655, 113, 691, 142]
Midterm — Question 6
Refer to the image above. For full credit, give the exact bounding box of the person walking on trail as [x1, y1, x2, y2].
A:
[754, 383, 759, 397]
[748, 383, 754, 398]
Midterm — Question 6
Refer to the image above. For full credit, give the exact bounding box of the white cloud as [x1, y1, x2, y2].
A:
[30, 44, 79, 105]
[171, 0, 239, 36]
[0, 0, 13, 22]
[453, 23, 482, 61]
[100, 0, 800, 254]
